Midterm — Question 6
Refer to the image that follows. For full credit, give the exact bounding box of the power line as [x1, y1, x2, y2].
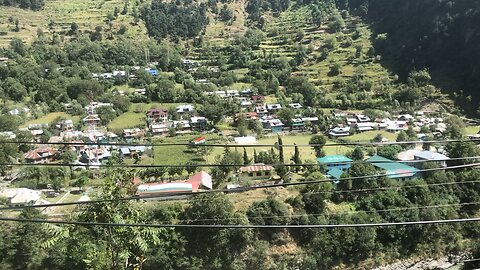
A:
[3, 162, 479, 211]
[175, 201, 480, 223]
[0, 137, 479, 148]
[1, 155, 479, 168]
[0, 216, 479, 228]
[0, 174, 480, 211]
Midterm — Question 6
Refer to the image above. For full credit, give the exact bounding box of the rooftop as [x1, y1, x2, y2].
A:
[317, 155, 352, 164]
[366, 155, 418, 179]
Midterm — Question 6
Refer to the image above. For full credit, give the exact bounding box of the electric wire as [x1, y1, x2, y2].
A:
[1, 137, 479, 148]
[0, 216, 479, 228]
[0, 162, 478, 212]
[1, 155, 479, 168]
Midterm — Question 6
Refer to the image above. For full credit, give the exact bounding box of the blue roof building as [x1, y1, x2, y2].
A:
[317, 155, 353, 171]
[366, 155, 418, 180]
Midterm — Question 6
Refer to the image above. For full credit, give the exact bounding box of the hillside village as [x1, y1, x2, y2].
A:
[1, 0, 480, 268]
[0, 57, 476, 207]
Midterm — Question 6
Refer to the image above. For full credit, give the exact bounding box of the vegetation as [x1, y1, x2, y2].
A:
[0, 0, 479, 268]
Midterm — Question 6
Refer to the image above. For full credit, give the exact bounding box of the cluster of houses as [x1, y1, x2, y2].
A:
[145, 106, 207, 136]
[91, 66, 159, 80]
[329, 110, 447, 138]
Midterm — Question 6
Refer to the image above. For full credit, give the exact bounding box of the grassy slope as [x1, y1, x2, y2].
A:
[0, 0, 146, 47]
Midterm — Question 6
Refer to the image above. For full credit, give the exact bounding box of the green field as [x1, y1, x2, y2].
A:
[343, 130, 397, 142]
[248, 134, 352, 162]
[108, 102, 185, 132]
[107, 112, 146, 133]
[464, 125, 480, 135]
[152, 134, 225, 166]
[21, 112, 75, 127]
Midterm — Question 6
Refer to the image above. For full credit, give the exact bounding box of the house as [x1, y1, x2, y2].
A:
[188, 171, 213, 190]
[289, 103, 303, 109]
[0, 188, 41, 206]
[119, 146, 146, 158]
[82, 114, 101, 126]
[317, 155, 353, 171]
[146, 108, 168, 123]
[356, 114, 371, 122]
[56, 119, 74, 131]
[291, 118, 305, 130]
[85, 102, 113, 114]
[251, 95, 265, 103]
[398, 114, 414, 121]
[122, 128, 143, 140]
[173, 120, 191, 131]
[301, 117, 319, 125]
[329, 126, 351, 137]
[226, 90, 239, 97]
[190, 117, 208, 131]
[356, 122, 375, 132]
[79, 147, 111, 163]
[151, 124, 168, 135]
[367, 155, 418, 180]
[24, 147, 58, 164]
[239, 164, 274, 181]
[176, 104, 194, 113]
[236, 112, 258, 122]
[266, 104, 282, 112]
[255, 104, 269, 116]
[9, 108, 30, 116]
[241, 89, 253, 96]
[113, 70, 126, 77]
[240, 101, 253, 110]
[136, 171, 212, 199]
[262, 119, 284, 133]
[413, 151, 449, 168]
[234, 136, 257, 144]
[134, 88, 146, 95]
[0, 131, 16, 139]
[146, 68, 158, 76]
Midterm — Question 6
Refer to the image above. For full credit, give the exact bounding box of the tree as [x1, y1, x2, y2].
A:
[78, 166, 161, 270]
[243, 147, 250, 165]
[329, 13, 345, 32]
[253, 149, 258, 163]
[277, 108, 295, 129]
[300, 172, 332, 214]
[180, 193, 252, 269]
[291, 144, 302, 172]
[247, 197, 290, 240]
[350, 147, 364, 161]
[376, 145, 402, 160]
[446, 141, 480, 165]
[309, 135, 327, 157]
[445, 115, 465, 139]
[277, 136, 284, 163]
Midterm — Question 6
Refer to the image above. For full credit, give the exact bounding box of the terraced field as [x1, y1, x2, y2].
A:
[0, 0, 146, 46]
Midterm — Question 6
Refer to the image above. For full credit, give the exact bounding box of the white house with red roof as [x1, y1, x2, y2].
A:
[239, 164, 274, 181]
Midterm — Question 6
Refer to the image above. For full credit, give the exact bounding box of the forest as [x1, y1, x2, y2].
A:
[0, 0, 44, 10]
[347, 0, 480, 116]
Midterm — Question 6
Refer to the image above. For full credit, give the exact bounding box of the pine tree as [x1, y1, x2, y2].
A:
[253, 149, 258, 163]
[291, 143, 301, 172]
[278, 136, 284, 163]
[243, 147, 249, 165]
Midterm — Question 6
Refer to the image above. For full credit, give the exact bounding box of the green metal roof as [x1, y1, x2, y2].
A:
[366, 155, 418, 179]
[317, 155, 352, 164]
[327, 168, 344, 180]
